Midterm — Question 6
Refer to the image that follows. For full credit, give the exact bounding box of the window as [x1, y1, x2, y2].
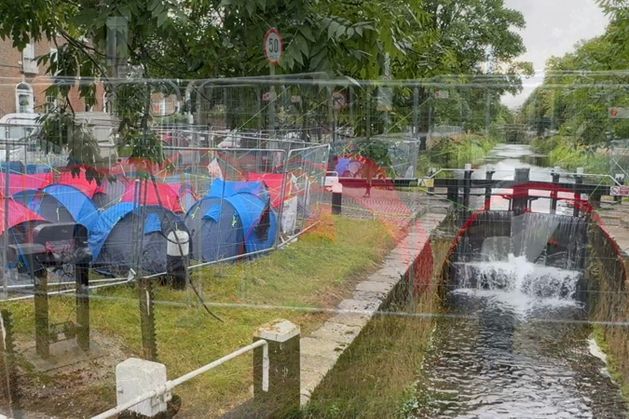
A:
[22, 42, 38, 74]
[45, 94, 58, 112]
[15, 82, 34, 113]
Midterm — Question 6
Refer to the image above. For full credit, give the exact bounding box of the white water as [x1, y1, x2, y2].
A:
[452, 254, 582, 315]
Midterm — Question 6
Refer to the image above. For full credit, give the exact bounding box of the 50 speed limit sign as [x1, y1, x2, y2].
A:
[264, 28, 283, 65]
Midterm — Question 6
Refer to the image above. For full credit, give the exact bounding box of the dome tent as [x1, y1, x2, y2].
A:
[13, 184, 100, 232]
[89, 202, 187, 275]
[0, 198, 47, 266]
[185, 180, 278, 263]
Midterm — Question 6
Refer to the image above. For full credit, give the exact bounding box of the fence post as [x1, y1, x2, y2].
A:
[253, 319, 300, 417]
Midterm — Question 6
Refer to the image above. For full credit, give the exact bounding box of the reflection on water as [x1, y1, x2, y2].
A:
[466, 144, 573, 214]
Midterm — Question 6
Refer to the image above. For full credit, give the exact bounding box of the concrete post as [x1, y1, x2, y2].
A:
[253, 319, 300, 417]
[116, 358, 170, 417]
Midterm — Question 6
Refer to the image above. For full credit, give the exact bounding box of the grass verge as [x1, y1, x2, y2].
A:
[417, 134, 497, 176]
[303, 233, 451, 418]
[3, 214, 395, 418]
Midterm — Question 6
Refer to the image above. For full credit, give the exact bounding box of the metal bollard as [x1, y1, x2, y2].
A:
[331, 182, 343, 215]
[484, 167, 495, 211]
[614, 173, 625, 203]
[166, 229, 190, 290]
[550, 167, 560, 214]
[462, 163, 473, 214]
[574, 167, 583, 217]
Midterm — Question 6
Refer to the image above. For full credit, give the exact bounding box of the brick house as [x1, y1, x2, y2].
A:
[0, 38, 105, 117]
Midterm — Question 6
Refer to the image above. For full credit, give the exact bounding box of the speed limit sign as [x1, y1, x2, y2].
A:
[264, 28, 283, 65]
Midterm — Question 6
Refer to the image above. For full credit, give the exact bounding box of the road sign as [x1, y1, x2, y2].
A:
[609, 107, 629, 119]
[264, 28, 283, 65]
[610, 185, 629, 196]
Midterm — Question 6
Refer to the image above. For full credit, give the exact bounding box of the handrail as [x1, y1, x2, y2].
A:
[423, 167, 625, 186]
[92, 339, 269, 419]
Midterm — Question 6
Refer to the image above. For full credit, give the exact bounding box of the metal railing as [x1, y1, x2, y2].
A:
[92, 339, 269, 419]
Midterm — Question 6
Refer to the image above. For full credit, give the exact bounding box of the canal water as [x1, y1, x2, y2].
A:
[408, 145, 628, 418]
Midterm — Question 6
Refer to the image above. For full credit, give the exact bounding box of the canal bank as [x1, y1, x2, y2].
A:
[302, 208, 456, 417]
[588, 201, 629, 400]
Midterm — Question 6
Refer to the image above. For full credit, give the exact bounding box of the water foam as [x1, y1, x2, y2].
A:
[452, 254, 582, 313]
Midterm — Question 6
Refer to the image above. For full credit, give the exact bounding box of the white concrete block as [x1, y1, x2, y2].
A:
[116, 357, 169, 417]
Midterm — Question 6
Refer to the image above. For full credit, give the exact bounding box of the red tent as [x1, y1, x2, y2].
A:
[57, 169, 105, 198]
[0, 198, 44, 235]
[0, 173, 52, 196]
[245, 173, 293, 208]
[121, 182, 183, 213]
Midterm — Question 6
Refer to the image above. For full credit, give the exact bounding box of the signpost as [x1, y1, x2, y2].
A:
[264, 28, 283, 65]
[263, 28, 283, 131]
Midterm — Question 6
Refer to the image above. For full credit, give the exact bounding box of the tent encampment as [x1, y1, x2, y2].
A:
[14, 184, 100, 231]
[89, 202, 186, 275]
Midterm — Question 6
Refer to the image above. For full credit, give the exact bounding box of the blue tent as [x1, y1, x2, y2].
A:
[14, 184, 100, 231]
[89, 202, 186, 275]
[208, 179, 268, 201]
[185, 197, 245, 262]
[185, 181, 277, 263]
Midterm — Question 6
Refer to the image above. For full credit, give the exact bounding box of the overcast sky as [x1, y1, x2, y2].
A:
[502, 0, 609, 108]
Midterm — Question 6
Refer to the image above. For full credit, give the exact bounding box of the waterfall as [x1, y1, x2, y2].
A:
[450, 211, 589, 305]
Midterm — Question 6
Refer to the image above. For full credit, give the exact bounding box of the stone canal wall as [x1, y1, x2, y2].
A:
[586, 208, 629, 396]
[299, 211, 449, 406]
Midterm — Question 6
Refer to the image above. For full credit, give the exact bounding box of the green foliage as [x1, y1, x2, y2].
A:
[427, 134, 497, 168]
[519, 1, 629, 146]
[36, 112, 104, 182]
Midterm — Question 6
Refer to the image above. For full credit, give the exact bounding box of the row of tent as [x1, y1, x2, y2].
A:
[0, 170, 292, 276]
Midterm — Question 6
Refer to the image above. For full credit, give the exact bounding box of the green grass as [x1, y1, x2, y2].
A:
[303, 236, 451, 418]
[531, 135, 611, 174]
[3, 214, 396, 417]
